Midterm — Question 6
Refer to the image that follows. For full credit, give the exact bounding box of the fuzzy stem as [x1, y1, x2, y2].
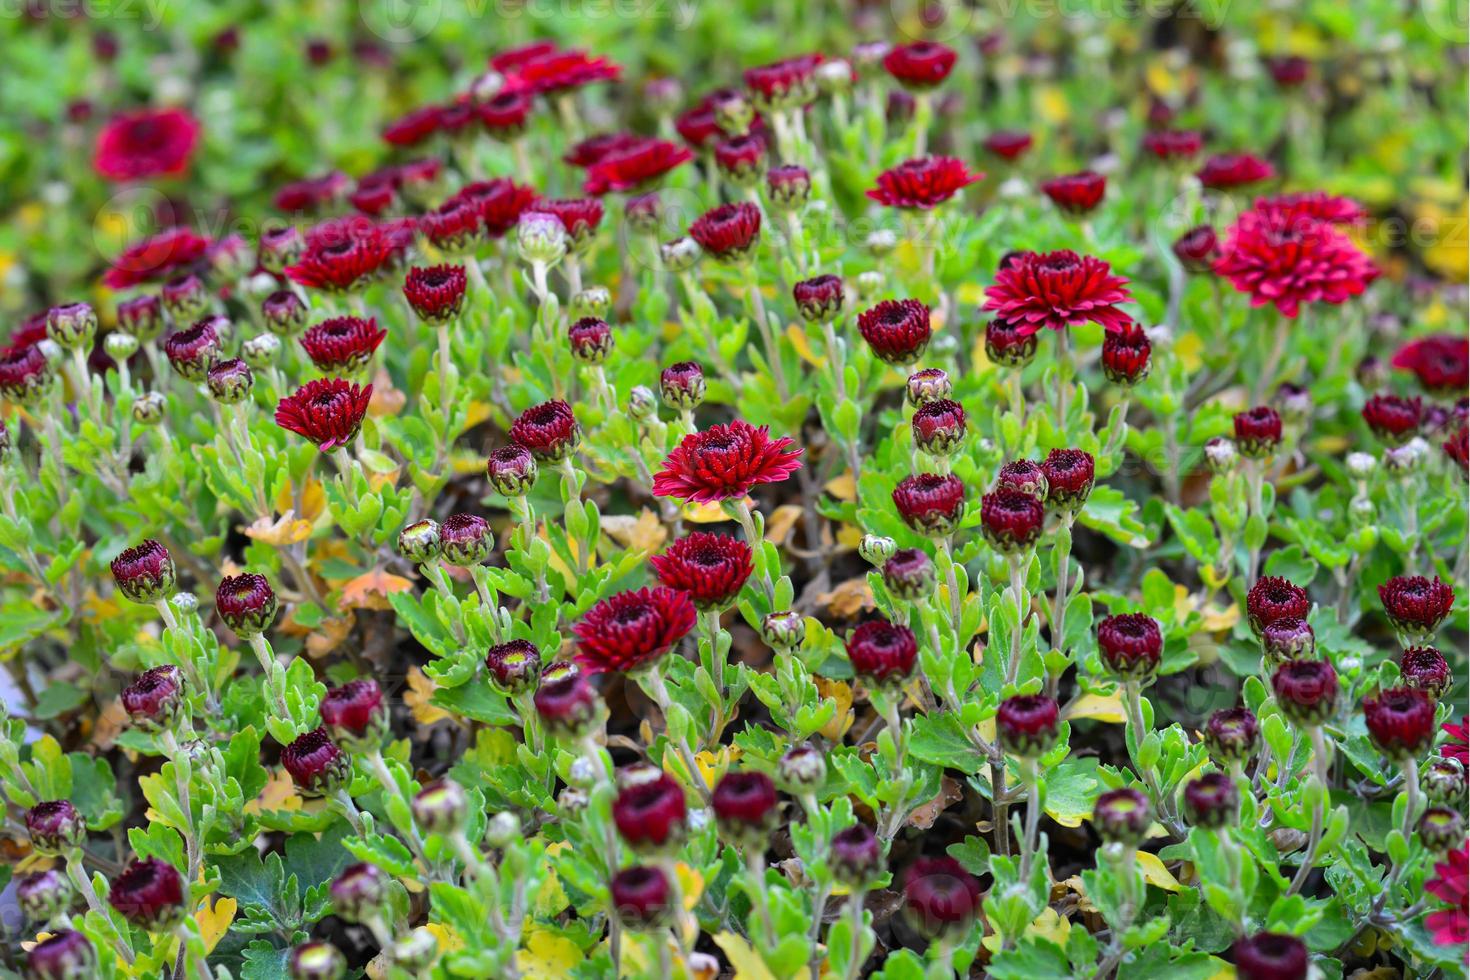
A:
[1285, 725, 1329, 897]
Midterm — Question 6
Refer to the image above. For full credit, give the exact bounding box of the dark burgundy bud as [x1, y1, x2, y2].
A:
[1260, 617, 1315, 666]
[903, 856, 981, 937]
[161, 274, 209, 321]
[116, 294, 165, 342]
[1246, 577, 1310, 634]
[1233, 406, 1283, 459]
[1400, 646, 1451, 701]
[262, 290, 309, 336]
[0, 345, 54, 405]
[16, 868, 73, 923]
[320, 679, 389, 752]
[1362, 394, 1423, 445]
[45, 303, 98, 351]
[1363, 687, 1436, 759]
[714, 133, 767, 187]
[985, 317, 1039, 368]
[281, 727, 352, 796]
[111, 539, 176, 604]
[1183, 773, 1239, 828]
[996, 459, 1047, 498]
[440, 513, 493, 567]
[1204, 708, 1260, 764]
[911, 399, 967, 457]
[486, 639, 541, 694]
[830, 823, 882, 887]
[793, 275, 844, 323]
[216, 573, 279, 636]
[486, 445, 539, 497]
[858, 299, 931, 365]
[259, 226, 305, 275]
[980, 487, 1044, 554]
[1041, 171, 1106, 215]
[610, 865, 671, 929]
[397, 519, 441, 564]
[533, 661, 601, 737]
[206, 357, 254, 404]
[1101, 324, 1151, 386]
[509, 399, 581, 463]
[121, 665, 184, 730]
[882, 548, 935, 601]
[1091, 787, 1151, 846]
[330, 862, 389, 924]
[1419, 806, 1463, 853]
[760, 609, 806, 652]
[1422, 758, 1467, 805]
[1172, 225, 1219, 273]
[893, 473, 965, 537]
[766, 165, 811, 210]
[411, 779, 468, 836]
[777, 743, 826, 791]
[1355, 354, 1387, 390]
[1041, 448, 1095, 511]
[288, 941, 347, 980]
[997, 694, 1061, 757]
[1378, 575, 1454, 639]
[164, 317, 224, 382]
[403, 265, 468, 324]
[24, 930, 96, 980]
[613, 772, 687, 854]
[1096, 613, 1163, 680]
[689, 202, 761, 263]
[108, 857, 186, 931]
[1234, 932, 1309, 980]
[845, 619, 918, 684]
[712, 771, 780, 845]
[906, 367, 951, 405]
[568, 317, 613, 365]
[659, 361, 706, 411]
[1271, 659, 1339, 727]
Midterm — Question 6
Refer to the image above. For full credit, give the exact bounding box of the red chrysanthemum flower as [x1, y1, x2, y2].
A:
[1364, 687, 1437, 759]
[1445, 426, 1470, 477]
[846, 618, 919, 683]
[1425, 844, 1469, 946]
[1392, 335, 1469, 396]
[584, 138, 693, 196]
[652, 419, 802, 503]
[1140, 129, 1203, 161]
[381, 105, 443, 147]
[510, 399, 582, 463]
[1173, 225, 1220, 273]
[103, 227, 209, 289]
[866, 156, 982, 210]
[1101, 323, 1151, 385]
[108, 858, 186, 931]
[402, 264, 467, 324]
[275, 378, 373, 452]
[857, 299, 932, 365]
[982, 249, 1133, 335]
[675, 104, 723, 149]
[454, 178, 536, 237]
[419, 198, 483, 253]
[744, 53, 824, 109]
[536, 197, 605, 248]
[508, 47, 622, 95]
[564, 131, 642, 167]
[894, 473, 967, 537]
[1361, 394, 1423, 444]
[286, 219, 394, 293]
[573, 587, 697, 674]
[650, 532, 753, 611]
[299, 316, 386, 375]
[477, 90, 534, 138]
[1378, 575, 1455, 638]
[349, 177, 395, 217]
[1197, 152, 1276, 190]
[883, 41, 957, 89]
[689, 202, 761, 261]
[1247, 576, 1310, 633]
[1041, 171, 1106, 215]
[94, 107, 201, 181]
[1213, 209, 1377, 318]
[1254, 191, 1367, 227]
[1442, 717, 1470, 767]
[274, 171, 351, 213]
[983, 130, 1033, 161]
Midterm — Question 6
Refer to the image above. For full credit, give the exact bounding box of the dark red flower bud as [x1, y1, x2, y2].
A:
[1101, 324, 1151, 386]
[485, 639, 541, 694]
[300, 317, 386, 375]
[714, 133, 766, 187]
[259, 226, 306, 275]
[1364, 687, 1436, 759]
[1234, 932, 1308, 980]
[108, 857, 185, 931]
[980, 487, 1044, 554]
[1172, 225, 1220, 274]
[1183, 772, 1239, 828]
[282, 727, 351, 796]
[1092, 787, 1151, 845]
[793, 275, 844, 323]
[456, 178, 537, 238]
[1361, 394, 1423, 445]
[17, 867, 73, 923]
[689, 202, 761, 262]
[659, 361, 706, 411]
[1271, 659, 1339, 726]
[349, 179, 395, 217]
[1247, 577, 1310, 634]
[288, 940, 347, 980]
[906, 367, 951, 405]
[650, 534, 753, 612]
[1260, 617, 1315, 665]
[1378, 575, 1454, 639]
[216, 573, 279, 636]
[996, 459, 1048, 498]
[537, 197, 605, 252]
[439, 513, 493, 567]
[1041, 171, 1106, 215]
[744, 53, 823, 109]
[1401, 647, 1451, 701]
[403, 264, 467, 324]
[116, 294, 165, 343]
[487, 444, 539, 496]
[983, 130, 1032, 161]
[859, 299, 932, 365]
[1444, 426, 1469, 479]
[161, 273, 209, 321]
[765, 165, 811, 210]
[1197, 153, 1276, 191]
[997, 694, 1061, 757]
[903, 856, 981, 937]
[893, 473, 966, 537]
[45, 303, 97, 351]
[1141, 129, 1203, 161]
[121, 665, 183, 730]
[275, 378, 373, 452]
[610, 865, 671, 929]
[510, 399, 582, 463]
[845, 619, 918, 684]
[165, 317, 223, 381]
[652, 420, 802, 502]
[777, 743, 826, 790]
[330, 863, 388, 924]
[262, 290, 309, 336]
[1097, 613, 1163, 680]
[418, 199, 483, 254]
[206, 358, 253, 405]
[1205, 707, 1260, 764]
[1042, 448, 1095, 511]
[320, 679, 389, 751]
[882, 548, 936, 601]
[883, 41, 957, 89]
[25, 929, 96, 980]
[568, 317, 613, 365]
[26, 801, 85, 855]
[984, 318, 1039, 368]
[532, 661, 602, 736]
[613, 771, 687, 853]
[382, 105, 443, 147]
[111, 540, 176, 604]
[1419, 806, 1463, 853]
[911, 399, 967, 457]
[1233, 406, 1283, 458]
[583, 138, 692, 196]
[478, 90, 533, 139]
[830, 824, 883, 887]
[712, 771, 779, 844]
[867, 156, 982, 210]
[573, 587, 697, 673]
[1265, 55, 1310, 88]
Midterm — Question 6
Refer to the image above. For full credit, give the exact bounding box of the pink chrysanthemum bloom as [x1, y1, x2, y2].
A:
[982, 249, 1133, 336]
[94, 108, 201, 181]
[1212, 209, 1377, 318]
[866, 156, 982, 210]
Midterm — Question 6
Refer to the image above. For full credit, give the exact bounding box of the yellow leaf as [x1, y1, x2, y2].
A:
[194, 896, 237, 955]
[602, 509, 669, 556]
[533, 851, 571, 917]
[405, 666, 451, 726]
[338, 569, 414, 611]
[1136, 851, 1182, 892]
[763, 505, 804, 546]
[516, 928, 584, 979]
[816, 578, 873, 618]
[955, 282, 986, 306]
[367, 368, 406, 418]
[836, 524, 864, 550]
[784, 324, 827, 368]
[273, 477, 326, 523]
[1174, 331, 1204, 372]
[304, 614, 355, 659]
[814, 677, 854, 741]
[712, 931, 777, 980]
[693, 745, 741, 789]
[424, 922, 464, 954]
[1066, 692, 1126, 724]
[824, 472, 856, 502]
[682, 497, 748, 523]
[981, 907, 1072, 953]
[676, 862, 704, 912]
[1036, 85, 1070, 124]
[243, 512, 313, 547]
[245, 768, 303, 816]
